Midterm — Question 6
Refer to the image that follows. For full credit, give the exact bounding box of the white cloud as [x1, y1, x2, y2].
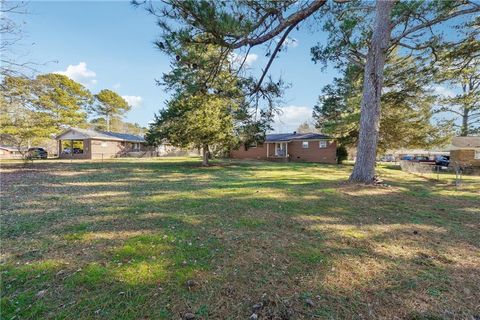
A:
[272, 105, 313, 133]
[273, 36, 299, 49]
[433, 85, 456, 98]
[244, 53, 258, 66]
[54, 62, 97, 87]
[229, 52, 258, 67]
[283, 37, 299, 48]
[122, 95, 143, 108]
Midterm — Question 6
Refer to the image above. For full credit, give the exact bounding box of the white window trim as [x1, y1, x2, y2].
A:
[319, 140, 328, 148]
[302, 141, 309, 148]
[474, 149, 480, 160]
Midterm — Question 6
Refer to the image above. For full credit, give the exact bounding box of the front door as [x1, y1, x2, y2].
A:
[275, 143, 286, 157]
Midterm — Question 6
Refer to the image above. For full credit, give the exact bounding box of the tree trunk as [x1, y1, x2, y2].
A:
[460, 80, 472, 137]
[202, 144, 209, 166]
[349, 0, 394, 183]
[461, 108, 469, 136]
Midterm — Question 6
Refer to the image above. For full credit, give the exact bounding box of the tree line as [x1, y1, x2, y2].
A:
[0, 73, 143, 152]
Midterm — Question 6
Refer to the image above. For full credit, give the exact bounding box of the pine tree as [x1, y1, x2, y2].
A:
[435, 36, 480, 136]
[146, 43, 243, 166]
[313, 57, 451, 154]
[92, 89, 130, 131]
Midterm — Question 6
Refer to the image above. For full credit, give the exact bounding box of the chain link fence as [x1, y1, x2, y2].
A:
[399, 160, 480, 186]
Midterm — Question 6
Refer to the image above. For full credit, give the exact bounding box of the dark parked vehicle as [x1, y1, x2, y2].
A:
[401, 155, 436, 165]
[435, 155, 450, 167]
[413, 156, 435, 163]
[401, 155, 414, 161]
[27, 147, 48, 159]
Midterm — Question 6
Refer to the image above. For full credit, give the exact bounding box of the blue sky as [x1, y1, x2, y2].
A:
[11, 1, 339, 133]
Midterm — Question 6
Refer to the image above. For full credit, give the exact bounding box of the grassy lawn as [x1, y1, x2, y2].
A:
[1, 158, 479, 319]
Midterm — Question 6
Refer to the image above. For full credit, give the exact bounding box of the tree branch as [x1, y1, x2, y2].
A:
[253, 22, 298, 93]
[229, 0, 326, 49]
[391, 6, 480, 43]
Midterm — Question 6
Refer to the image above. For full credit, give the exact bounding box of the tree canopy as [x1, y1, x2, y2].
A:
[146, 42, 250, 165]
[92, 89, 131, 131]
[90, 117, 146, 136]
[434, 33, 480, 136]
[0, 74, 92, 152]
[35, 73, 92, 128]
[314, 58, 451, 154]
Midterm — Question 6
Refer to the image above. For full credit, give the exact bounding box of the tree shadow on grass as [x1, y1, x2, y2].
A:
[1, 159, 479, 319]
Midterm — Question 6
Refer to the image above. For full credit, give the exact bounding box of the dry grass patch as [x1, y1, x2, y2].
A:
[1, 158, 479, 319]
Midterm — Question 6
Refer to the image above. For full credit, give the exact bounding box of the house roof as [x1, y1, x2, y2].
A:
[451, 136, 480, 149]
[265, 132, 330, 142]
[56, 128, 145, 143]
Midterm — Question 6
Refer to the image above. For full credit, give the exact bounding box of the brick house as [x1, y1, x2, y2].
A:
[56, 127, 150, 160]
[449, 136, 480, 167]
[0, 146, 25, 159]
[230, 132, 337, 163]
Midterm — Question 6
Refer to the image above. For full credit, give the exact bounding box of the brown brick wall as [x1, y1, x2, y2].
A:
[0, 149, 23, 159]
[287, 140, 337, 163]
[230, 144, 270, 160]
[230, 140, 337, 164]
[90, 139, 123, 159]
[450, 149, 480, 166]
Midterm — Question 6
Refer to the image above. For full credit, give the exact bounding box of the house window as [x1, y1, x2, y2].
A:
[319, 140, 328, 148]
[302, 141, 309, 148]
[475, 150, 480, 160]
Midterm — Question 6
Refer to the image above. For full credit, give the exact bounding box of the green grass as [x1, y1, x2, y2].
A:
[1, 157, 479, 319]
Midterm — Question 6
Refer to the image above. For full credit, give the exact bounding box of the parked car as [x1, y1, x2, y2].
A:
[435, 155, 450, 167]
[63, 147, 83, 155]
[400, 155, 436, 164]
[379, 155, 395, 162]
[401, 155, 414, 161]
[414, 155, 432, 162]
[27, 147, 48, 159]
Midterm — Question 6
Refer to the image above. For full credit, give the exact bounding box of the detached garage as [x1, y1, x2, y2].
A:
[56, 127, 149, 159]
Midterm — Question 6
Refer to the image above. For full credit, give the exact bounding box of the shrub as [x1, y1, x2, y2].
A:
[336, 145, 348, 164]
